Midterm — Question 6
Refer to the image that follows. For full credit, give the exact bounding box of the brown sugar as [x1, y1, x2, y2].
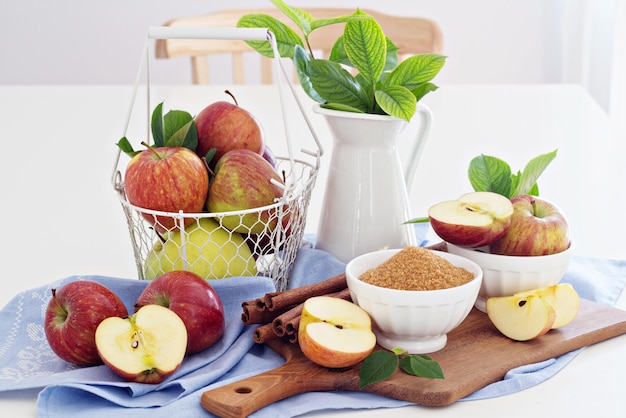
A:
[358, 246, 474, 291]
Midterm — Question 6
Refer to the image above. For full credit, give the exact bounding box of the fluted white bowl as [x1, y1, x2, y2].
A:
[446, 242, 574, 313]
[345, 248, 482, 354]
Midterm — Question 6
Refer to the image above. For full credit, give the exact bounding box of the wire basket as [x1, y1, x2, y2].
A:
[111, 27, 322, 291]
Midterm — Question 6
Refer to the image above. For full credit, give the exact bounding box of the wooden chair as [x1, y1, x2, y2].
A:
[155, 8, 444, 84]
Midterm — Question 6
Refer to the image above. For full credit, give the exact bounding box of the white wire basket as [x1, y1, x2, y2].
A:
[111, 27, 322, 291]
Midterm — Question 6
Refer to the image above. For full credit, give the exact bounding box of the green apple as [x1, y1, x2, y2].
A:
[144, 217, 258, 280]
[298, 296, 376, 368]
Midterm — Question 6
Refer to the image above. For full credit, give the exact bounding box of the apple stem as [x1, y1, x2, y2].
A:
[202, 157, 215, 178]
[224, 89, 239, 106]
[141, 141, 163, 160]
[51, 288, 69, 317]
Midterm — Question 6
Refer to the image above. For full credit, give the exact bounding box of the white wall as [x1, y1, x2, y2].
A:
[0, 0, 567, 84]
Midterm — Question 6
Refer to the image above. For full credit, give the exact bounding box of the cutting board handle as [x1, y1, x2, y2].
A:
[201, 341, 358, 418]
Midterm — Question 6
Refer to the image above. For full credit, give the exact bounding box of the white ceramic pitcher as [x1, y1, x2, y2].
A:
[313, 104, 432, 263]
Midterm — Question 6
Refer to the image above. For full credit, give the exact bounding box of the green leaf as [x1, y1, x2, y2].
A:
[411, 82, 439, 102]
[293, 45, 325, 103]
[375, 85, 417, 121]
[308, 59, 369, 111]
[320, 102, 366, 113]
[162, 109, 196, 149]
[510, 149, 557, 197]
[343, 10, 386, 85]
[400, 355, 445, 379]
[468, 154, 513, 197]
[385, 54, 447, 90]
[151, 102, 164, 147]
[237, 14, 303, 59]
[359, 350, 398, 388]
[116, 137, 139, 158]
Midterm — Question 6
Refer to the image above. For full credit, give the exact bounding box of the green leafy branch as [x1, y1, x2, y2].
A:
[237, 0, 446, 121]
[359, 347, 444, 388]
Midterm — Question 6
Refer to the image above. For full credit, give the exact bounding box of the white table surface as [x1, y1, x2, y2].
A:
[0, 83, 625, 417]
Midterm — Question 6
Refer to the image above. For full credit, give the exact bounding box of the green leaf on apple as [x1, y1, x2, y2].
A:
[469, 149, 557, 198]
[162, 110, 198, 150]
[116, 137, 140, 157]
[151, 102, 165, 147]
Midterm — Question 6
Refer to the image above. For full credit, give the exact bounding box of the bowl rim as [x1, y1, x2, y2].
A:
[446, 240, 575, 260]
[345, 248, 483, 296]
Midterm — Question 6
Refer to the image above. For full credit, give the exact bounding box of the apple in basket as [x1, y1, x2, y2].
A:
[298, 296, 376, 368]
[95, 304, 187, 384]
[489, 195, 570, 256]
[207, 149, 285, 234]
[44, 280, 128, 366]
[428, 191, 514, 247]
[134, 271, 226, 354]
[124, 145, 209, 231]
[194, 91, 265, 165]
[143, 217, 258, 280]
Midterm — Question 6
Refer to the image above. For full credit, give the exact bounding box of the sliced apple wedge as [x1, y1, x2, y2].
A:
[515, 283, 580, 329]
[486, 294, 556, 341]
[95, 304, 188, 384]
[428, 191, 514, 248]
[298, 296, 376, 368]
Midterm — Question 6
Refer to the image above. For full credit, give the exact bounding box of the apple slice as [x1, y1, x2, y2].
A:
[486, 294, 556, 341]
[95, 304, 188, 384]
[514, 283, 580, 328]
[298, 296, 376, 368]
[428, 191, 514, 248]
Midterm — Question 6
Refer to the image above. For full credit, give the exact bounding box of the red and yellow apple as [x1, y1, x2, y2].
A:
[486, 293, 556, 341]
[514, 283, 580, 329]
[298, 296, 376, 368]
[428, 191, 514, 247]
[207, 149, 285, 234]
[135, 271, 225, 354]
[489, 195, 569, 256]
[44, 280, 128, 366]
[124, 146, 209, 231]
[194, 92, 265, 165]
[95, 304, 187, 384]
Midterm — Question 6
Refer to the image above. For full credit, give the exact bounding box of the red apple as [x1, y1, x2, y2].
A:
[207, 149, 285, 234]
[95, 304, 187, 384]
[134, 271, 225, 354]
[44, 280, 128, 366]
[489, 195, 570, 256]
[428, 191, 514, 247]
[194, 91, 265, 165]
[124, 145, 209, 231]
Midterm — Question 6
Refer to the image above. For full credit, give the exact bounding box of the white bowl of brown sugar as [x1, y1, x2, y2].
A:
[345, 246, 482, 354]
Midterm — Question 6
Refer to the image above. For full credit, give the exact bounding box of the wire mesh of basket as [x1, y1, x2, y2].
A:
[111, 27, 322, 291]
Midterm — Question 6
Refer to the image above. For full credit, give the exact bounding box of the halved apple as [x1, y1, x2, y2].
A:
[298, 296, 376, 368]
[95, 304, 188, 384]
[428, 191, 514, 248]
[514, 283, 580, 329]
[486, 294, 556, 341]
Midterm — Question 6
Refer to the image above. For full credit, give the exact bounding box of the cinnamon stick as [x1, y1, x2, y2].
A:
[264, 272, 347, 311]
[242, 299, 290, 325]
[253, 323, 280, 344]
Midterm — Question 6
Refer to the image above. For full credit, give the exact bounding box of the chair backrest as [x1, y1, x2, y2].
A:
[155, 8, 444, 85]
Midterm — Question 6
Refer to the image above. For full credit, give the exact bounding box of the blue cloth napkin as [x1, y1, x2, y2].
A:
[0, 223, 624, 417]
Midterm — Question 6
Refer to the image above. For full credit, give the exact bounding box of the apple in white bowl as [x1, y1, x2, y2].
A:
[428, 191, 514, 248]
[489, 194, 570, 256]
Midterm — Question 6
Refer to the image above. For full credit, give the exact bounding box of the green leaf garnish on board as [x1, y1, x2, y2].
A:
[359, 347, 444, 388]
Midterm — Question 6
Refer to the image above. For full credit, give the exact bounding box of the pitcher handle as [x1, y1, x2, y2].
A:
[404, 104, 432, 192]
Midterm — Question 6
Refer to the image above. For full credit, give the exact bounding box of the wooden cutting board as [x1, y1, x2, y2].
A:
[201, 298, 626, 417]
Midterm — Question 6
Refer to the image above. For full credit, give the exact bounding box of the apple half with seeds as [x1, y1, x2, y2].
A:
[486, 294, 556, 341]
[514, 283, 580, 329]
[95, 304, 188, 384]
[428, 191, 514, 248]
[298, 296, 376, 368]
